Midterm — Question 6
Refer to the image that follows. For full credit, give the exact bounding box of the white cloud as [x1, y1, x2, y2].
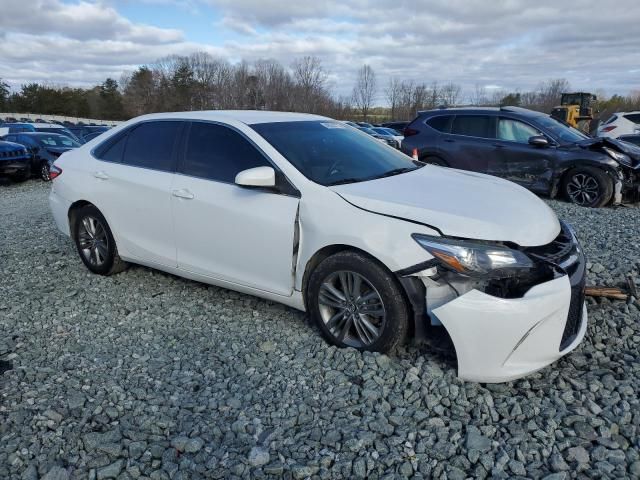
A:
[1, 0, 639, 100]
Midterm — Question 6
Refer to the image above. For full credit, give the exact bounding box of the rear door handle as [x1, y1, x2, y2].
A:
[443, 138, 455, 143]
[493, 143, 506, 148]
[172, 189, 195, 200]
[93, 171, 109, 180]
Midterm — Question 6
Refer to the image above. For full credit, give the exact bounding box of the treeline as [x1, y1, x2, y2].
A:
[1, 53, 639, 122]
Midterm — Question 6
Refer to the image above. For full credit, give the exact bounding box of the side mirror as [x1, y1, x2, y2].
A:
[528, 135, 549, 147]
[235, 166, 276, 188]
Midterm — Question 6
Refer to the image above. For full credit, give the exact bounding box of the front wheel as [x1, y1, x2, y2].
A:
[307, 251, 409, 353]
[562, 167, 613, 207]
[72, 205, 128, 275]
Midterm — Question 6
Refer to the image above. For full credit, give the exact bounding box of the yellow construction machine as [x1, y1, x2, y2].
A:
[550, 92, 597, 133]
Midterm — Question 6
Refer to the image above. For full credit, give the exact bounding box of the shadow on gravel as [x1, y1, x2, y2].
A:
[0, 360, 13, 375]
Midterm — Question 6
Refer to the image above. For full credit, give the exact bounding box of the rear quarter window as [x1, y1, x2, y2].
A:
[425, 115, 452, 133]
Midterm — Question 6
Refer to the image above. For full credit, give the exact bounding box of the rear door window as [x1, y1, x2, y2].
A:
[451, 115, 495, 138]
[121, 121, 181, 171]
[426, 115, 452, 133]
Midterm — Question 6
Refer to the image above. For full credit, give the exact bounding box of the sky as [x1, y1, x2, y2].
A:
[0, 0, 639, 103]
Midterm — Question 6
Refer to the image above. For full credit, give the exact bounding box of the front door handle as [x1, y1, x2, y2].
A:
[172, 189, 195, 200]
[493, 143, 506, 148]
[93, 171, 109, 180]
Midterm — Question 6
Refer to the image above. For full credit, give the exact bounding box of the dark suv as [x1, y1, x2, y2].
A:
[402, 107, 640, 207]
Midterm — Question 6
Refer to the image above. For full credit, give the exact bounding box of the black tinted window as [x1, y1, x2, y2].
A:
[426, 115, 451, 132]
[451, 115, 495, 138]
[97, 134, 128, 163]
[624, 113, 640, 124]
[122, 121, 181, 171]
[182, 122, 269, 182]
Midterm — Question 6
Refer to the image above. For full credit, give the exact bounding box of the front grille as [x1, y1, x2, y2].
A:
[523, 224, 576, 265]
[561, 277, 585, 350]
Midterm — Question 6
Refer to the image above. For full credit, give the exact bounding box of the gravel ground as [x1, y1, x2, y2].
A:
[1, 180, 639, 480]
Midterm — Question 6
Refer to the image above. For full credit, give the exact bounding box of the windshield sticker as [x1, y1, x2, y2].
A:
[320, 122, 346, 129]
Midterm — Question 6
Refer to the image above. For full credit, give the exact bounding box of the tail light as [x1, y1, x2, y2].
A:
[403, 127, 419, 137]
[49, 165, 62, 180]
[600, 125, 617, 133]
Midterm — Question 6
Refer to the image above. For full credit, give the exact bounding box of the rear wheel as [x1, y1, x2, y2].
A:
[307, 251, 409, 353]
[562, 167, 613, 207]
[40, 162, 51, 182]
[72, 205, 128, 275]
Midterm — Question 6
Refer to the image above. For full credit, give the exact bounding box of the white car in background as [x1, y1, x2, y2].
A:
[48, 111, 588, 383]
[597, 111, 640, 138]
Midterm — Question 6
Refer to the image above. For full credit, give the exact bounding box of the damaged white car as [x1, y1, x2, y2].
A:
[49, 111, 588, 383]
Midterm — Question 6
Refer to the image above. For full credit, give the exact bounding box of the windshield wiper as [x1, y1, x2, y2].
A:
[326, 178, 364, 186]
[370, 165, 422, 180]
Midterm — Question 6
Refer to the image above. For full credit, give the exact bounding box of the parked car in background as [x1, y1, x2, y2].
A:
[81, 130, 109, 142]
[68, 125, 110, 142]
[0, 123, 37, 133]
[356, 121, 374, 128]
[372, 127, 404, 149]
[619, 134, 640, 147]
[29, 123, 83, 143]
[49, 110, 587, 382]
[0, 140, 31, 181]
[1, 132, 81, 181]
[402, 107, 640, 207]
[382, 121, 409, 134]
[357, 126, 398, 147]
[597, 112, 640, 138]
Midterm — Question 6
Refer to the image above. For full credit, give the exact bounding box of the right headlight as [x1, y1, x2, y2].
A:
[412, 234, 535, 279]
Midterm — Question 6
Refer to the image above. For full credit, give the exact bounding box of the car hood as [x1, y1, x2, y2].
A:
[330, 166, 560, 246]
[577, 136, 640, 165]
[45, 146, 74, 155]
[0, 141, 26, 153]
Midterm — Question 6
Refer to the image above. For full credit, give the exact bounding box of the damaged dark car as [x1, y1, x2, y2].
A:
[402, 106, 640, 207]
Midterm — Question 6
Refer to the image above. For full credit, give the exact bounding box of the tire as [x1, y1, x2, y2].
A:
[562, 167, 613, 207]
[307, 251, 409, 353]
[422, 156, 448, 167]
[72, 205, 128, 275]
[40, 162, 51, 182]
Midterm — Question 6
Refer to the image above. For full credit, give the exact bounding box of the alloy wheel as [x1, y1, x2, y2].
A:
[77, 216, 109, 267]
[41, 164, 50, 181]
[566, 173, 600, 206]
[318, 270, 386, 348]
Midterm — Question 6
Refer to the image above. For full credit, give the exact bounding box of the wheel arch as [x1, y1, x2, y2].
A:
[68, 200, 97, 235]
[553, 161, 620, 199]
[300, 244, 421, 340]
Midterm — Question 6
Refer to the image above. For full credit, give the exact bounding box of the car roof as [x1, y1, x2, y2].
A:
[29, 123, 66, 128]
[14, 131, 67, 137]
[418, 106, 546, 117]
[127, 110, 328, 125]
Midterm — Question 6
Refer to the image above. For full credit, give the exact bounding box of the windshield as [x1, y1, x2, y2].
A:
[251, 121, 420, 186]
[37, 134, 81, 148]
[536, 115, 589, 144]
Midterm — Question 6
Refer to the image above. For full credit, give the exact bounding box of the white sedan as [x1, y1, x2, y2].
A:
[48, 111, 588, 383]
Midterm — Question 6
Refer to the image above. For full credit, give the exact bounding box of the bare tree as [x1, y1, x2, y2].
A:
[440, 82, 462, 106]
[385, 78, 402, 120]
[471, 84, 487, 106]
[352, 64, 377, 121]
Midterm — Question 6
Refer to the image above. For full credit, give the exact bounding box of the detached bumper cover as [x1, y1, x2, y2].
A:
[434, 274, 587, 383]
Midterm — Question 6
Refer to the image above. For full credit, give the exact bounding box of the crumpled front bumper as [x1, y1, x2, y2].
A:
[433, 274, 587, 383]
